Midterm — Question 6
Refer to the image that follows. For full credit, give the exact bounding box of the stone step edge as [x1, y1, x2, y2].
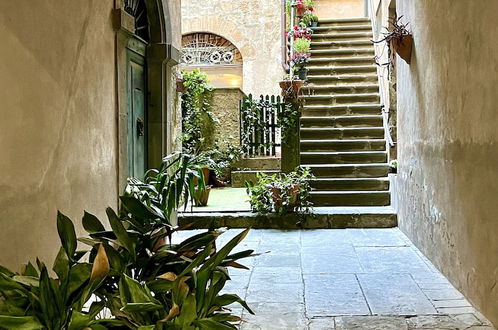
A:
[301, 114, 382, 119]
[178, 211, 397, 229]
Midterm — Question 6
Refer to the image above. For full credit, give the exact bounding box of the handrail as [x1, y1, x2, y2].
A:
[281, 0, 298, 77]
[367, 0, 395, 148]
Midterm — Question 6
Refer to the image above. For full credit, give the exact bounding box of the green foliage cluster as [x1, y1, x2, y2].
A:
[277, 103, 301, 139]
[181, 69, 215, 154]
[301, 11, 318, 26]
[0, 153, 254, 329]
[194, 141, 243, 182]
[292, 38, 311, 53]
[245, 167, 314, 215]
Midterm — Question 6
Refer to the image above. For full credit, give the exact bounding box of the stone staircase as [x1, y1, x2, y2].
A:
[301, 17, 391, 207]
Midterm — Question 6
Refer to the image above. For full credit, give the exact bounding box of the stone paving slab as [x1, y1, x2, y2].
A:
[172, 228, 496, 329]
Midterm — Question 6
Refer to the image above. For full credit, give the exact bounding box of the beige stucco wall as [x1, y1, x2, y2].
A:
[394, 0, 498, 326]
[0, 1, 118, 268]
[181, 0, 284, 96]
[315, 0, 365, 19]
[211, 88, 245, 147]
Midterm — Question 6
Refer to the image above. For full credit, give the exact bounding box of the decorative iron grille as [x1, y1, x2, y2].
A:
[124, 0, 149, 42]
[181, 33, 242, 66]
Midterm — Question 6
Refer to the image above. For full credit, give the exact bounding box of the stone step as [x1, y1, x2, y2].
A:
[302, 84, 379, 94]
[302, 93, 380, 105]
[308, 56, 374, 65]
[233, 157, 280, 171]
[310, 190, 390, 206]
[301, 151, 387, 164]
[303, 163, 390, 178]
[306, 64, 377, 75]
[231, 170, 279, 188]
[318, 17, 371, 26]
[301, 115, 382, 128]
[310, 40, 373, 48]
[302, 104, 381, 116]
[300, 139, 386, 152]
[310, 177, 390, 191]
[312, 25, 372, 33]
[300, 127, 384, 139]
[312, 31, 372, 38]
[307, 48, 374, 57]
[307, 74, 378, 86]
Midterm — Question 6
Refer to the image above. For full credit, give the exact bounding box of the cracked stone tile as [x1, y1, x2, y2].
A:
[301, 245, 362, 274]
[346, 228, 407, 247]
[240, 302, 307, 330]
[406, 314, 481, 329]
[433, 299, 473, 308]
[357, 273, 437, 315]
[308, 317, 335, 330]
[335, 316, 408, 330]
[250, 266, 302, 284]
[246, 282, 304, 304]
[304, 274, 370, 316]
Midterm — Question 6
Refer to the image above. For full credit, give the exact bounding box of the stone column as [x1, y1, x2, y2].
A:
[281, 99, 301, 173]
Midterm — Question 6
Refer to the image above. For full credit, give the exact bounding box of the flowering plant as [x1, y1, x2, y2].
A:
[291, 52, 311, 68]
[287, 23, 313, 40]
[294, 0, 315, 11]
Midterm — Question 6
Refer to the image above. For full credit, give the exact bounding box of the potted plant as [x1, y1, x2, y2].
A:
[390, 159, 398, 174]
[279, 74, 304, 96]
[245, 167, 314, 215]
[292, 38, 311, 80]
[373, 15, 413, 64]
[302, 10, 318, 28]
[288, 23, 313, 40]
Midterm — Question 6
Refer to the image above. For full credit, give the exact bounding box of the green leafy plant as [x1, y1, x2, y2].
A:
[245, 167, 314, 215]
[0, 152, 255, 329]
[195, 141, 243, 183]
[181, 69, 215, 154]
[293, 38, 311, 53]
[0, 213, 114, 329]
[277, 103, 301, 138]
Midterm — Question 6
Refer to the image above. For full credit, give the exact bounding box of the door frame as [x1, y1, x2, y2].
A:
[113, 0, 180, 192]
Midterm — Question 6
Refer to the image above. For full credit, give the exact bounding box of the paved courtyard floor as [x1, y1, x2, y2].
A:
[173, 228, 495, 329]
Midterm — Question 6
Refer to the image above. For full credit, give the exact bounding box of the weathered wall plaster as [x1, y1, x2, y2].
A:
[181, 0, 284, 96]
[211, 88, 245, 147]
[0, 0, 118, 268]
[315, 0, 365, 19]
[395, 0, 498, 326]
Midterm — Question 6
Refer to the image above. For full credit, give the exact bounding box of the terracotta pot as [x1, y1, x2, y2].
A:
[193, 166, 211, 186]
[176, 78, 187, 93]
[194, 185, 211, 207]
[391, 34, 413, 64]
[296, 7, 305, 17]
[279, 80, 304, 95]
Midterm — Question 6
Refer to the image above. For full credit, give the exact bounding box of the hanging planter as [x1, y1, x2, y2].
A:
[279, 79, 304, 96]
[373, 16, 413, 65]
[391, 34, 413, 64]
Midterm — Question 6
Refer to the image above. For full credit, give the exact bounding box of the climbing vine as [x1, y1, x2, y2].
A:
[180, 69, 215, 154]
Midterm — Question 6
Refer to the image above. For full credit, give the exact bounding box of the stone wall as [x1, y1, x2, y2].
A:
[181, 0, 284, 96]
[394, 0, 498, 326]
[210, 88, 245, 147]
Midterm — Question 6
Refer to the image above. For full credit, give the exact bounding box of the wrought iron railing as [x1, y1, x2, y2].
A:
[240, 94, 283, 157]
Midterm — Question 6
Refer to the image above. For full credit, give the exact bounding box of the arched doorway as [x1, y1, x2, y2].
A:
[181, 32, 243, 89]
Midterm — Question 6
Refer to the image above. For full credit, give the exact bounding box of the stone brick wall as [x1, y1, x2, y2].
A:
[181, 0, 284, 96]
[210, 88, 245, 147]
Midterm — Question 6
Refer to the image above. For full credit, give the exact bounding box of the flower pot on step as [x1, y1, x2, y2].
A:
[310, 21, 318, 28]
[297, 67, 308, 81]
[296, 7, 305, 17]
[194, 185, 211, 207]
[271, 184, 300, 213]
[391, 34, 413, 64]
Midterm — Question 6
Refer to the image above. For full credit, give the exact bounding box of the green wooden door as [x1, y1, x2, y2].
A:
[127, 37, 147, 178]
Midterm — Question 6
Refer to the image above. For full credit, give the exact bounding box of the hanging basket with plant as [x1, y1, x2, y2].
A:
[373, 15, 413, 65]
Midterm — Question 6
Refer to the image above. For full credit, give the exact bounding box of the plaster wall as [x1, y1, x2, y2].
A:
[315, 0, 365, 19]
[0, 0, 118, 268]
[395, 0, 498, 326]
[211, 88, 245, 147]
[181, 0, 284, 96]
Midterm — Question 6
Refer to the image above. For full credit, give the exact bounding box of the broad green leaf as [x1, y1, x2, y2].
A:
[176, 293, 197, 327]
[200, 229, 250, 273]
[0, 272, 26, 291]
[82, 211, 106, 233]
[120, 196, 164, 220]
[0, 264, 15, 276]
[102, 243, 125, 272]
[194, 318, 236, 330]
[137, 326, 156, 330]
[12, 275, 39, 287]
[213, 294, 254, 315]
[67, 263, 92, 300]
[121, 302, 163, 313]
[106, 207, 135, 256]
[68, 311, 93, 330]
[21, 262, 38, 277]
[119, 275, 160, 305]
[52, 247, 69, 282]
[0, 315, 43, 329]
[57, 211, 77, 259]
